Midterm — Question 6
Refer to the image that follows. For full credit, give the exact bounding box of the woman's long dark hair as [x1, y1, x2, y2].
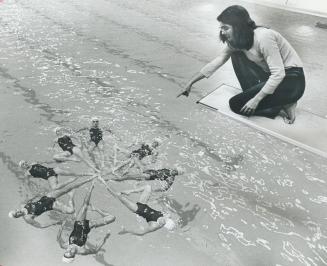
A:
[217, 5, 257, 50]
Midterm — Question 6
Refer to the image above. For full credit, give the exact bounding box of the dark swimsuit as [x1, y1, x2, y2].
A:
[29, 164, 57, 180]
[144, 168, 177, 188]
[130, 144, 152, 160]
[69, 220, 91, 247]
[58, 135, 75, 155]
[135, 202, 163, 223]
[24, 196, 56, 216]
[89, 127, 103, 146]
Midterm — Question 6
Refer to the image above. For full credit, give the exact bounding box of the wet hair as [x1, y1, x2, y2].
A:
[217, 5, 257, 50]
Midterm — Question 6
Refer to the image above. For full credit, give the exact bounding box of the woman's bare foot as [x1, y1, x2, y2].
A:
[282, 102, 297, 124]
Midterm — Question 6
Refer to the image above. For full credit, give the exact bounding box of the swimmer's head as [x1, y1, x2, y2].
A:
[63, 245, 77, 263]
[152, 138, 162, 148]
[8, 209, 27, 219]
[171, 169, 179, 176]
[91, 117, 100, 127]
[19, 160, 30, 169]
[54, 127, 65, 136]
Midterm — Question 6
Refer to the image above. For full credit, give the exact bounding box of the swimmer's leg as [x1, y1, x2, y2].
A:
[112, 157, 133, 173]
[111, 169, 146, 181]
[89, 205, 115, 229]
[87, 141, 97, 166]
[119, 159, 136, 176]
[47, 175, 96, 199]
[53, 151, 80, 163]
[54, 167, 95, 177]
[98, 180, 138, 213]
[97, 141, 106, 169]
[121, 184, 152, 204]
[52, 189, 76, 214]
[47, 175, 79, 190]
[72, 147, 100, 173]
[75, 180, 96, 221]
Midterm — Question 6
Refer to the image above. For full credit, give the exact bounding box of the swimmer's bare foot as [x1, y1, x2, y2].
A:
[282, 102, 297, 124]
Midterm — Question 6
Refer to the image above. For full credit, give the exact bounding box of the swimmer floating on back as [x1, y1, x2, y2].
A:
[112, 138, 162, 175]
[75, 117, 113, 169]
[8, 176, 96, 228]
[53, 127, 99, 173]
[114, 167, 184, 193]
[19, 160, 94, 190]
[58, 180, 115, 263]
[99, 181, 176, 236]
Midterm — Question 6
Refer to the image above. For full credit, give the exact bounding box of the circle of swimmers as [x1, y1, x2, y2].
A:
[9, 117, 184, 263]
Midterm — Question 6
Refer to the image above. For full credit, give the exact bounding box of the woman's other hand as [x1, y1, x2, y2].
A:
[240, 97, 260, 115]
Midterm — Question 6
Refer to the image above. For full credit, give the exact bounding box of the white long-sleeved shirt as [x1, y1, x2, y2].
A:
[200, 27, 303, 94]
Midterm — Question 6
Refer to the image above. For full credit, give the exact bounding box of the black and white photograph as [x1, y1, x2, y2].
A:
[0, 0, 327, 265]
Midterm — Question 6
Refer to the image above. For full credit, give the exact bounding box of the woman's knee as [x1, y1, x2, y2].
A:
[229, 96, 242, 114]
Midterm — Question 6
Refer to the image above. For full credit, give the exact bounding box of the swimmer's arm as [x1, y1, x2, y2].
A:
[57, 222, 68, 249]
[79, 231, 111, 255]
[23, 215, 61, 229]
[75, 127, 89, 133]
[119, 223, 162, 236]
[55, 177, 79, 190]
[113, 173, 145, 181]
[89, 204, 111, 217]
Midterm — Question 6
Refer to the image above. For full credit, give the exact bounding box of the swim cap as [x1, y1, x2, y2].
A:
[91, 117, 99, 122]
[164, 218, 176, 231]
[54, 127, 63, 134]
[19, 160, 28, 168]
[8, 211, 15, 218]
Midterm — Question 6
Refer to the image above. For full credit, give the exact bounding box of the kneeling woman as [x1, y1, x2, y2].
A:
[58, 180, 115, 263]
[179, 5, 305, 124]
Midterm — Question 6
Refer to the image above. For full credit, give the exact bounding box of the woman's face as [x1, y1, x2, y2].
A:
[219, 23, 234, 43]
